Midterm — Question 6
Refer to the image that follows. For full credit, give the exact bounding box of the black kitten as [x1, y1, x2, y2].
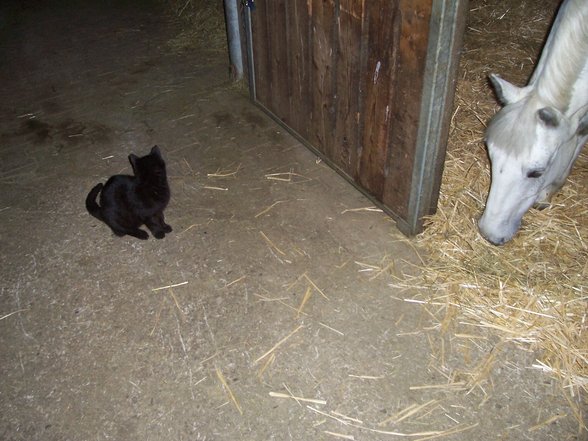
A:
[86, 145, 172, 240]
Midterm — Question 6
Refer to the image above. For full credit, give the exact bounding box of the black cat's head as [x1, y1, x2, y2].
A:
[129, 145, 166, 179]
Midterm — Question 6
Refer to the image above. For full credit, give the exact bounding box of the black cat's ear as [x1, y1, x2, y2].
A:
[129, 154, 138, 172]
[151, 145, 161, 157]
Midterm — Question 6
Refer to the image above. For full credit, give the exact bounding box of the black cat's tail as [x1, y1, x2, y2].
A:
[86, 183, 104, 221]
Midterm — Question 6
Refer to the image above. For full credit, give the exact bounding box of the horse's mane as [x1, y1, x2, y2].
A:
[531, 0, 588, 111]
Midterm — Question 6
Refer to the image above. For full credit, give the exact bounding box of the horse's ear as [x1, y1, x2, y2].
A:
[537, 107, 561, 128]
[489, 74, 526, 105]
[577, 112, 588, 137]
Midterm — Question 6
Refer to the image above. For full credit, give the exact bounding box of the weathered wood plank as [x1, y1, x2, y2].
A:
[284, 0, 311, 140]
[333, 0, 364, 177]
[309, 0, 337, 157]
[357, 1, 401, 200]
[383, 0, 432, 219]
[266, 1, 291, 125]
[250, 0, 271, 105]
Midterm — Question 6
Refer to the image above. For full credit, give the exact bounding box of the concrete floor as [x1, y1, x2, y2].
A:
[0, 2, 582, 440]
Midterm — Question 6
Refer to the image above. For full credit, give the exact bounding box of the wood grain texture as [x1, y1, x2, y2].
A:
[333, 0, 364, 177]
[309, 0, 337, 158]
[250, 0, 271, 105]
[382, 0, 432, 219]
[357, 1, 401, 200]
[285, 0, 311, 140]
[249, 0, 458, 232]
[267, 1, 291, 124]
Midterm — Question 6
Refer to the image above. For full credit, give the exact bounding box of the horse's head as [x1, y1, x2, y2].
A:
[478, 74, 588, 245]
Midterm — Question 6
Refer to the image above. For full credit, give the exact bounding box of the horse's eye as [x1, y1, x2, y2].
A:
[527, 169, 544, 178]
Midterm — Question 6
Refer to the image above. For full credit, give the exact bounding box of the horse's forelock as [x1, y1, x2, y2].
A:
[487, 100, 536, 157]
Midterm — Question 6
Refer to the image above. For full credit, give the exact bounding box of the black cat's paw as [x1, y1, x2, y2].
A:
[163, 224, 172, 233]
[134, 229, 150, 240]
[154, 231, 165, 239]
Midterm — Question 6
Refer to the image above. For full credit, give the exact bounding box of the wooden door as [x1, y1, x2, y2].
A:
[243, 0, 467, 235]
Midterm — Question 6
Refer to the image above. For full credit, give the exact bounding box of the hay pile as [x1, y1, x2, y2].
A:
[398, 0, 587, 424]
[165, 0, 227, 52]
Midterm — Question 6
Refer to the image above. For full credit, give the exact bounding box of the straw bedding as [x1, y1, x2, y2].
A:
[166, 0, 227, 52]
[398, 0, 587, 421]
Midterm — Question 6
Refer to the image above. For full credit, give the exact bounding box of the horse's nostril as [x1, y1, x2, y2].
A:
[479, 228, 507, 246]
[533, 201, 550, 211]
[490, 237, 507, 246]
[482, 235, 504, 246]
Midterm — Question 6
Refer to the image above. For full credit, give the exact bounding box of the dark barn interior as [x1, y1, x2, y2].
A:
[0, 1, 585, 440]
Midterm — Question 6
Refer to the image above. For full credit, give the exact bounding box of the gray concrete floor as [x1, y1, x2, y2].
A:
[0, 2, 582, 440]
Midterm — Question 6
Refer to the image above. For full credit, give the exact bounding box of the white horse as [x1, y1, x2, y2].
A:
[478, 0, 588, 245]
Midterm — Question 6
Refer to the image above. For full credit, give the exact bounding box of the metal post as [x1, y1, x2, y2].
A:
[224, 0, 243, 81]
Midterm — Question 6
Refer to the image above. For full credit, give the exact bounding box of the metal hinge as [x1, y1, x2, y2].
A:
[242, 0, 255, 11]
